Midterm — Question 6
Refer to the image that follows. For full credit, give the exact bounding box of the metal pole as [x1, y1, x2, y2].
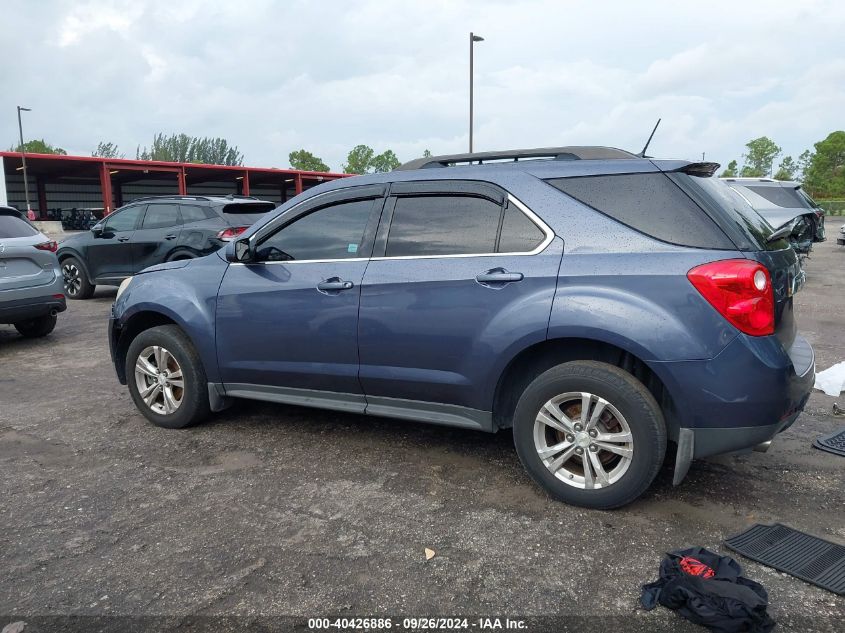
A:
[17, 106, 32, 217]
[469, 32, 474, 153]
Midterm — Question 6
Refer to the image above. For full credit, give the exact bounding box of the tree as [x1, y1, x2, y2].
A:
[740, 165, 765, 178]
[773, 156, 797, 181]
[10, 139, 67, 155]
[288, 149, 330, 172]
[803, 131, 845, 198]
[92, 141, 123, 158]
[343, 144, 375, 174]
[422, 149, 432, 158]
[742, 136, 781, 177]
[370, 149, 400, 173]
[136, 133, 243, 165]
[720, 159, 738, 178]
[797, 149, 813, 182]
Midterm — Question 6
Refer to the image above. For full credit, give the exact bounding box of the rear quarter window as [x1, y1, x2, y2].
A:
[0, 214, 38, 238]
[546, 173, 734, 249]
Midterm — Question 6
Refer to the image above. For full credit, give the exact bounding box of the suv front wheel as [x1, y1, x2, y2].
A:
[125, 325, 210, 429]
[513, 361, 666, 509]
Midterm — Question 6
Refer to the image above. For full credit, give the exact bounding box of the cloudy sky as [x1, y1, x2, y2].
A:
[2, 0, 844, 172]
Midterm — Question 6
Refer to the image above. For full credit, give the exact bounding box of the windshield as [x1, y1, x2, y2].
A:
[677, 175, 789, 251]
[743, 185, 808, 209]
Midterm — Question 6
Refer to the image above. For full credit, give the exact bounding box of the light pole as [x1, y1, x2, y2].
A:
[469, 32, 484, 153]
[16, 106, 32, 218]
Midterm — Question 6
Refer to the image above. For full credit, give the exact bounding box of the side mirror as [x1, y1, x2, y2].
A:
[227, 237, 253, 263]
[91, 225, 103, 237]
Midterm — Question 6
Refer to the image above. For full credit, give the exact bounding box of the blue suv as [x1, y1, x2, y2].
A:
[108, 147, 815, 509]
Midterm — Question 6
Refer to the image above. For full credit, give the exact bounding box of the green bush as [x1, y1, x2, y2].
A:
[818, 199, 845, 215]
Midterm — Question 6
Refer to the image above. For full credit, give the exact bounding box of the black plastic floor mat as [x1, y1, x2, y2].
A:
[813, 427, 845, 457]
[725, 524, 845, 595]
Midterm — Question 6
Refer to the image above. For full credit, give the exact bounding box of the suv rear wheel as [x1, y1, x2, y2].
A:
[126, 325, 210, 429]
[513, 361, 666, 509]
[14, 314, 57, 338]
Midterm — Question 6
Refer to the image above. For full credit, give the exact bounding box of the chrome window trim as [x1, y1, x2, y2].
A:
[233, 192, 554, 266]
[372, 193, 553, 261]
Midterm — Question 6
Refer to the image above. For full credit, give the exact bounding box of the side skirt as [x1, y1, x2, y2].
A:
[211, 383, 493, 431]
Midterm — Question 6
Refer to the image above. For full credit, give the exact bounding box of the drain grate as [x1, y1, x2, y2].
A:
[813, 427, 845, 457]
[725, 523, 845, 595]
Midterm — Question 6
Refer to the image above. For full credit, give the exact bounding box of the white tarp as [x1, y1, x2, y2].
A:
[814, 361, 845, 397]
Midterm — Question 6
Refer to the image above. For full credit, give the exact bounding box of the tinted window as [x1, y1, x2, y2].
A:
[222, 202, 275, 227]
[744, 185, 807, 209]
[180, 204, 208, 224]
[0, 214, 38, 238]
[256, 199, 373, 261]
[104, 206, 143, 232]
[142, 204, 181, 229]
[385, 195, 501, 257]
[547, 173, 733, 249]
[498, 201, 545, 252]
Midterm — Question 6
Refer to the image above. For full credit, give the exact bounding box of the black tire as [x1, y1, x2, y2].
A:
[513, 361, 666, 510]
[125, 324, 210, 429]
[14, 314, 57, 338]
[61, 256, 95, 300]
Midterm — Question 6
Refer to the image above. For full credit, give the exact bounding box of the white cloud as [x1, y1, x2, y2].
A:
[2, 0, 844, 171]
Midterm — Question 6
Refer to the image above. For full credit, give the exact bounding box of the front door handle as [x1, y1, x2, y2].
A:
[317, 277, 354, 294]
[117, 236, 130, 242]
[164, 234, 177, 240]
[476, 268, 524, 287]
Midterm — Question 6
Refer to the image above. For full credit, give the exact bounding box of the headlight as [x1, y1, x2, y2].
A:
[116, 277, 132, 300]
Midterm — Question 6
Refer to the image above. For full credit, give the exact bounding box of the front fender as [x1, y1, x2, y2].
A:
[114, 255, 227, 382]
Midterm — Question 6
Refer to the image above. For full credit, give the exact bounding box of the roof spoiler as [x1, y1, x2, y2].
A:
[678, 162, 720, 177]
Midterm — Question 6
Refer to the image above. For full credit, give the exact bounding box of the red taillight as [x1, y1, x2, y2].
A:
[34, 240, 58, 253]
[216, 226, 248, 242]
[687, 259, 775, 336]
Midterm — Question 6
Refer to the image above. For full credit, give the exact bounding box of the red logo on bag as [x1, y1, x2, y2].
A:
[680, 556, 715, 578]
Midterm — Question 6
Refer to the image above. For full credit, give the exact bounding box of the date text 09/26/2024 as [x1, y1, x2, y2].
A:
[307, 617, 527, 630]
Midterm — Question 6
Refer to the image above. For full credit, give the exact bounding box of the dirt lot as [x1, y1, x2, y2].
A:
[1, 230, 844, 632]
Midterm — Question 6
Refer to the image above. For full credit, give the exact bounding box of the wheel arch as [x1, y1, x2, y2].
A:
[492, 337, 680, 441]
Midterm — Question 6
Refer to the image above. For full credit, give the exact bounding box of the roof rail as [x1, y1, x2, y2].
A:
[395, 146, 638, 171]
[128, 195, 213, 203]
[221, 194, 260, 200]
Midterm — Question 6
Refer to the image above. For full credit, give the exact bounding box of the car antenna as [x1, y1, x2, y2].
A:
[637, 118, 661, 158]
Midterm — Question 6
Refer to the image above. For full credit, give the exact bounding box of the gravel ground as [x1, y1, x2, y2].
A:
[1, 231, 843, 632]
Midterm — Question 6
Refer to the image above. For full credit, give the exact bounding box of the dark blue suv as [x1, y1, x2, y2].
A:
[108, 147, 815, 509]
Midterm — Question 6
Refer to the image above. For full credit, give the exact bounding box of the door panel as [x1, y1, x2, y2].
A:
[216, 260, 369, 392]
[131, 203, 183, 272]
[87, 205, 143, 280]
[358, 248, 562, 411]
[215, 196, 381, 393]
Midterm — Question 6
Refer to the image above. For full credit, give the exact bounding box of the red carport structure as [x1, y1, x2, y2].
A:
[0, 152, 348, 220]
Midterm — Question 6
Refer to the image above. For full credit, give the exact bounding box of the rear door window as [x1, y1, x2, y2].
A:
[0, 214, 38, 238]
[385, 195, 501, 257]
[141, 204, 181, 229]
[547, 173, 734, 249]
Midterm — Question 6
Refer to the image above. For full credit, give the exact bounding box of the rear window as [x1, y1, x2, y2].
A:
[220, 202, 275, 226]
[546, 173, 733, 249]
[0, 214, 38, 238]
[743, 185, 807, 209]
[677, 175, 788, 252]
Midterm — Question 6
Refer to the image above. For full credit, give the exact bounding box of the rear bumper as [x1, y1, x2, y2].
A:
[837, 237, 845, 246]
[651, 332, 815, 484]
[0, 294, 66, 324]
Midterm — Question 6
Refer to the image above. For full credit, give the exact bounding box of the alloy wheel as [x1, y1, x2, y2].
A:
[134, 345, 185, 415]
[62, 263, 82, 297]
[533, 391, 634, 489]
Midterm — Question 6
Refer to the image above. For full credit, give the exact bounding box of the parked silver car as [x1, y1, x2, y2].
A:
[0, 206, 66, 337]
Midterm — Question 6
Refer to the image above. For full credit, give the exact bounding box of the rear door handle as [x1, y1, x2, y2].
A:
[117, 236, 130, 242]
[475, 268, 524, 286]
[164, 234, 177, 240]
[317, 277, 354, 294]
